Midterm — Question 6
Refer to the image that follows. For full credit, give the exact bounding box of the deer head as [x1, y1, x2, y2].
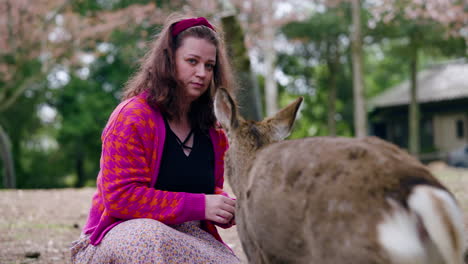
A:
[214, 88, 303, 197]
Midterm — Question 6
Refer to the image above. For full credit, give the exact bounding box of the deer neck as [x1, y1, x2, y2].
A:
[224, 143, 257, 199]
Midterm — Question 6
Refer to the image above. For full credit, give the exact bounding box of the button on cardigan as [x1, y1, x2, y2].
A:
[82, 91, 230, 246]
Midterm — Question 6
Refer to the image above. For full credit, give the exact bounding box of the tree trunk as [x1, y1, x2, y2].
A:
[409, 37, 420, 156]
[350, 0, 367, 138]
[221, 15, 263, 121]
[327, 76, 337, 136]
[263, 1, 278, 117]
[327, 42, 339, 137]
[0, 124, 16, 188]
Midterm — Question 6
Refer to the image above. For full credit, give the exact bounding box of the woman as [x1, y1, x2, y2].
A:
[71, 14, 240, 264]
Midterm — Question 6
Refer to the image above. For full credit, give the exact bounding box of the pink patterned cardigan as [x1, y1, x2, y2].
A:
[82, 92, 231, 246]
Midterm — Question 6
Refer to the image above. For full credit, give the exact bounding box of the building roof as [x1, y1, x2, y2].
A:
[369, 60, 468, 109]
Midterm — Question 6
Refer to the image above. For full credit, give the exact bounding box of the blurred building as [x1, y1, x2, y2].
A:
[369, 59, 468, 161]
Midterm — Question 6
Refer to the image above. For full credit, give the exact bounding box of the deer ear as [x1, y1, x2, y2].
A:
[266, 97, 303, 141]
[214, 88, 239, 130]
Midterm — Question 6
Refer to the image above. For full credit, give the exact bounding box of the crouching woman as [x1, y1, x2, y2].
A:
[70, 14, 239, 264]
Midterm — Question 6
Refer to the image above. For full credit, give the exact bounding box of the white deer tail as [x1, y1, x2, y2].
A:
[408, 185, 465, 264]
[378, 185, 465, 264]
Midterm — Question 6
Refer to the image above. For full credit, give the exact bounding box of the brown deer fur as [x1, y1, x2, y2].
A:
[214, 88, 466, 264]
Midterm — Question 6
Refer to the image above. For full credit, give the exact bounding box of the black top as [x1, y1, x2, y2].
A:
[155, 116, 215, 194]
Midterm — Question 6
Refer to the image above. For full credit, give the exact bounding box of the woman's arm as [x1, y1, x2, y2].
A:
[98, 122, 205, 224]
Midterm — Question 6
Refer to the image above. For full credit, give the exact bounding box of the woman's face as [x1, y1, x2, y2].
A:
[175, 36, 217, 103]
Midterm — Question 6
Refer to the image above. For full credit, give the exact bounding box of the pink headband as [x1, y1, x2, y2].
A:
[171, 17, 216, 37]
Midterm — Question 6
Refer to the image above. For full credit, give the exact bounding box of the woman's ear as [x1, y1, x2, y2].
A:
[214, 88, 238, 130]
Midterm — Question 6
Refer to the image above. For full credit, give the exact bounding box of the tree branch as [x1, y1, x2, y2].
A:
[0, 75, 41, 113]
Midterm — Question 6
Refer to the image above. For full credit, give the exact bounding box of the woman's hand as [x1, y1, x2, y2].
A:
[205, 194, 236, 224]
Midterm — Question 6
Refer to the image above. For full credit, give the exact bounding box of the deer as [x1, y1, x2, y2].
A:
[213, 88, 466, 264]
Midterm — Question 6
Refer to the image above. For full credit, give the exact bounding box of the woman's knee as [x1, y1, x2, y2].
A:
[109, 218, 168, 243]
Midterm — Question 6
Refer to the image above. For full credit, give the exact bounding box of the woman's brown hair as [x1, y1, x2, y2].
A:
[122, 13, 234, 131]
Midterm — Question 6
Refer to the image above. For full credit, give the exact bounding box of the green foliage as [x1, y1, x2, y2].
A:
[276, 53, 354, 138]
[1, 99, 68, 189]
[17, 143, 71, 188]
[364, 42, 409, 98]
[51, 32, 144, 186]
[280, 5, 354, 138]
[0, 58, 48, 188]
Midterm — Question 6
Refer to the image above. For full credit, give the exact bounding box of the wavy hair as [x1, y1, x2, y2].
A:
[122, 13, 234, 131]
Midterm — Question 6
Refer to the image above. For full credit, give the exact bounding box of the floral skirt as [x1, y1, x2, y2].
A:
[70, 218, 240, 264]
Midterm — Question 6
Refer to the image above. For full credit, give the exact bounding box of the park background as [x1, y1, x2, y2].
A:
[0, 0, 467, 263]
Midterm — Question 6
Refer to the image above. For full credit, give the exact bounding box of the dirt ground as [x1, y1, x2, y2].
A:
[0, 183, 246, 264]
[0, 162, 467, 264]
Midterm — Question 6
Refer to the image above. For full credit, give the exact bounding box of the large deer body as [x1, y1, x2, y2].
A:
[214, 89, 466, 264]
